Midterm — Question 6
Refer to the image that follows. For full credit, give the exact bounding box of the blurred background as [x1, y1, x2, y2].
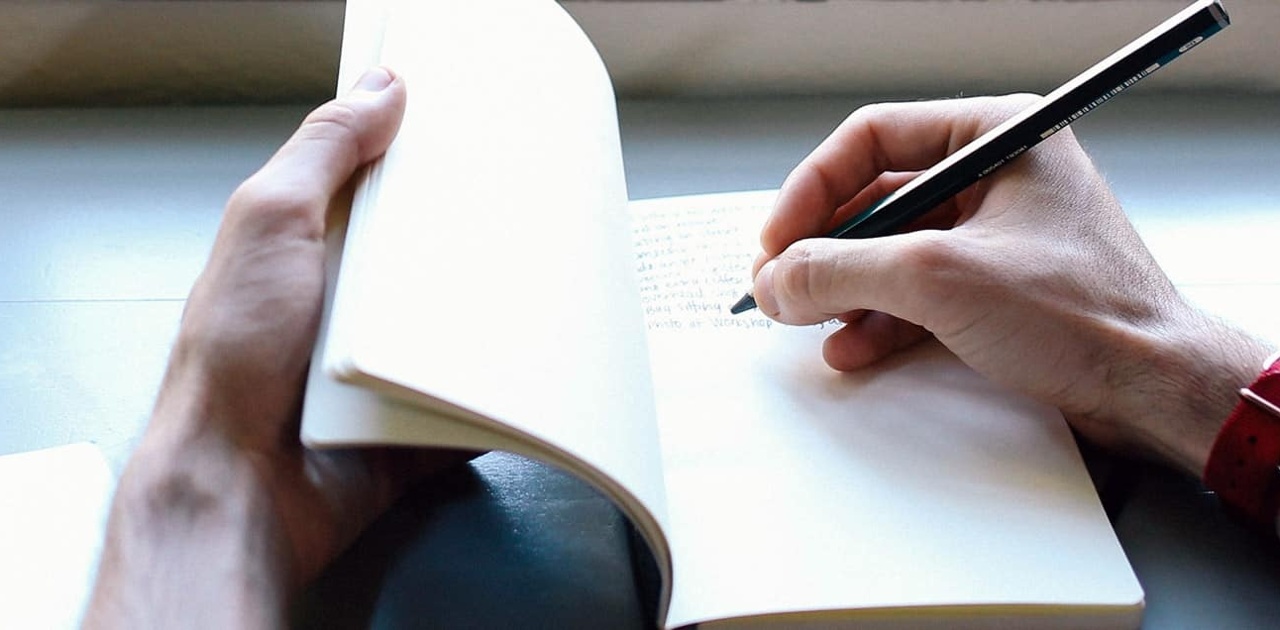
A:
[2, 0, 1276, 107]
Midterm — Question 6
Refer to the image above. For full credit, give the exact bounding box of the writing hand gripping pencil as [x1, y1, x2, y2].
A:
[749, 93, 1271, 479]
[731, 0, 1230, 315]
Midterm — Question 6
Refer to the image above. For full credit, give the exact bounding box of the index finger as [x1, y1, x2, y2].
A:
[760, 94, 1038, 257]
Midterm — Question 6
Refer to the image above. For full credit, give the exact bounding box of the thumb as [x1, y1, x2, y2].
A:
[752, 232, 948, 328]
[277, 66, 408, 187]
[226, 66, 408, 237]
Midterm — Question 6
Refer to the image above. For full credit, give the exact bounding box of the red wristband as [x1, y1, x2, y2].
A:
[1204, 351, 1280, 530]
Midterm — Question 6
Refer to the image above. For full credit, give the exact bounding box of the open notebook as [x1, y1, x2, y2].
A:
[300, 1, 1144, 627]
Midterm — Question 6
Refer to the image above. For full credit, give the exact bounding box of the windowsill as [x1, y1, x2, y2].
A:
[4, 0, 1278, 107]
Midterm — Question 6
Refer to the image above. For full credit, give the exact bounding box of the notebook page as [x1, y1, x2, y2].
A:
[630, 191, 1142, 628]
[0, 444, 113, 629]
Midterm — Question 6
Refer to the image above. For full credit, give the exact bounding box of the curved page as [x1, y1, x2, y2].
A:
[310, 0, 671, 610]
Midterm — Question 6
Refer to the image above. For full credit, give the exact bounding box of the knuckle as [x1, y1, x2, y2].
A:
[221, 100, 368, 237]
[226, 176, 325, 238]
[968, 93, 1044, 136]
[895, 233, 976, 301]
[775, 247, 813, 299]
[791, 160, 843, 206]
[774, 243, 836, 311]
[299, 100, 363, 148]
[850, 100, 898, 122]
[997, 92, 1044, 110]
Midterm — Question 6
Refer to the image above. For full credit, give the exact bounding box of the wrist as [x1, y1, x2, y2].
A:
[85, 416, 291, 629]
[1123, 312, 1273, 477]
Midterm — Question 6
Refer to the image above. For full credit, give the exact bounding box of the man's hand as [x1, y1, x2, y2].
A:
[751, 95, 1271, 476]
[85, 68, 468, 629]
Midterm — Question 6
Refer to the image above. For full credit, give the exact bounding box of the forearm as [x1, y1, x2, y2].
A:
[82, 68, 417, 626]
[83, 419, 291, 629]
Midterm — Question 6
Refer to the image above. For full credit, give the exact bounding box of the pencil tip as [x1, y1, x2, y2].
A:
[729, 293, 757, 315]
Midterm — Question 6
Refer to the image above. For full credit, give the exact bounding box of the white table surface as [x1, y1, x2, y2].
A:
[2, 94, 1279, 627]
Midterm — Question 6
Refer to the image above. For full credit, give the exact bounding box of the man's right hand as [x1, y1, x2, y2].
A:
[750, 94, 1272, 476]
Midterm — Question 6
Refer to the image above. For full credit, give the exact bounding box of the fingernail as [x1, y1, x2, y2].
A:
[354, 66, 395, 92]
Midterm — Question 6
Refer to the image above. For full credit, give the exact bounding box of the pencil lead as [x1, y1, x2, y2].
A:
[729, 293, 757, 315]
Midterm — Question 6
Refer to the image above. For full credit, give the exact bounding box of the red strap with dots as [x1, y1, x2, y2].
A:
[1204, 353, 1280, 530]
